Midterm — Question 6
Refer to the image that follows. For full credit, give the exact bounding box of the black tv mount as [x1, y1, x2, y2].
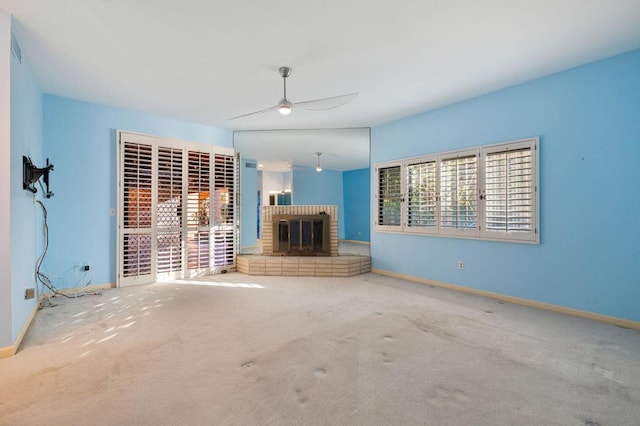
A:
[23, 156, 54, 198]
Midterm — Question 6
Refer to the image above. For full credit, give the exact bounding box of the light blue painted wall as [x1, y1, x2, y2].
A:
[343, 168, 370, 242]
[292, 168, 345, 240]
[371, 48, 640, 322]
[9, 24, 42, 342]
[43, 95, 232, 287]
[240, 158, 258, 248]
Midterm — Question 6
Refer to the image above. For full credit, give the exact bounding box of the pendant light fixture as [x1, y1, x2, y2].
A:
[315, 152, 323, 172]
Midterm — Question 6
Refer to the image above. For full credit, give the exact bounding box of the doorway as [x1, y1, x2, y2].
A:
[117, 131, 237, 286]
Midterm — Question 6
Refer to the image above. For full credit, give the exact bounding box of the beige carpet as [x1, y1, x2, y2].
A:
[1, 272, 639, 425]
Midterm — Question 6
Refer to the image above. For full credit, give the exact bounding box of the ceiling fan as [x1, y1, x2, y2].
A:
[230, 67, 358, 120]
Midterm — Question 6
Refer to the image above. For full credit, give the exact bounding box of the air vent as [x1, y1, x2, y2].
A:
[11, 32, 22, 64]
[245, 162, 257, 168]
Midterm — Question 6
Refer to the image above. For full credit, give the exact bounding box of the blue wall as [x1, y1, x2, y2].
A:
[343, 168, 370, 242]
[292, 168, 345, 240]
[371, 49, 640, 322]
[43, 96, 232, 287]
[9, 25, 42, 343]
[240, 158, 258, 248]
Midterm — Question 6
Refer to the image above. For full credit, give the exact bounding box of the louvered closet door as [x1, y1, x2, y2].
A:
[120, 134, 155, 286]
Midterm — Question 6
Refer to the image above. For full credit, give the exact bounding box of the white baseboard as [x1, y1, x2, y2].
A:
[372, 268, 640, 330]
[0, 282, 115, 358]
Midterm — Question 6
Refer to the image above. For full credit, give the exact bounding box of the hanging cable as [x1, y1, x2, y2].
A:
[35, 200, 100, 306]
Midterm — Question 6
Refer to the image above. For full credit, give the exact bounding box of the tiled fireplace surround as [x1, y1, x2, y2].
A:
[237, 205, 371, 277]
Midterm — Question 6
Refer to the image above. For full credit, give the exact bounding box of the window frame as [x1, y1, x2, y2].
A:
[480, 139, 538, 242]
[374, 137, 539, 244]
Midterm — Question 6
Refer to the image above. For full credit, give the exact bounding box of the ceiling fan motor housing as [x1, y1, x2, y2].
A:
[279, 66, 292, 78]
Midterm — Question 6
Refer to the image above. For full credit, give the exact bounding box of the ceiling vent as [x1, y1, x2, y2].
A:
[11, 32, 22, 64]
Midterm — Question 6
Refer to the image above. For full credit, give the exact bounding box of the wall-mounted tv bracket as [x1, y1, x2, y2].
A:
[23, 156, 54, 198]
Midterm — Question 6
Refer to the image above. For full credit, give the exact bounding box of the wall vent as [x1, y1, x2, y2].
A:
[245, 162, 257, 168]
[11, 32, 22, 64]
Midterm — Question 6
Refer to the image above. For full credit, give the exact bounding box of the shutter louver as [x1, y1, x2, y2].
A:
[485, 147, 533, 233]
[377, 165, 402, 226]
[187, 151, 211, 270]
[156, 147, 183, 274]
[213, 154, 236, 270]
[440, 155, 477, 230]
[122, 142, 153, 278]
[407, 160, 437, 229]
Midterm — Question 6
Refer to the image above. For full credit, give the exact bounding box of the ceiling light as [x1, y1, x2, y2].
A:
[315, 152, 322, 172]
[278, 99, 292, 115]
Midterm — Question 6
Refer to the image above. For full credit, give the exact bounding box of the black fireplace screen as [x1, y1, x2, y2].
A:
[272, 214, 330, 256]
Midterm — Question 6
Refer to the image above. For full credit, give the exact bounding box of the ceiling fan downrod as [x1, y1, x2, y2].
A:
[278, 67, 293, 115]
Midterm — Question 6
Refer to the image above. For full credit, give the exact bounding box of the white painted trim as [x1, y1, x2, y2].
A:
[0, 300, 38, 359]
[371, 268, 640, 330]
[0, 282, 116, 358]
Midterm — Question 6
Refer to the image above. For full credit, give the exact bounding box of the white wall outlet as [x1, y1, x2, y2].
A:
[458, 261, 464, 270]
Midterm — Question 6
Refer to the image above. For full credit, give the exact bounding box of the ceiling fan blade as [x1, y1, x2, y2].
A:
[295, 92, 358, 111]
[229, 105, 278, 121]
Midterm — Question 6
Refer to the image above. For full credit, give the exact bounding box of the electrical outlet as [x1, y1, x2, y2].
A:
[83, 264, 90, 271]
[25, 288, 35, 299]
[458, 261, 464, 270]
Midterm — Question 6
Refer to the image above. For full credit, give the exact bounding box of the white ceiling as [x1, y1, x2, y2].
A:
[2, 0, 640, 170]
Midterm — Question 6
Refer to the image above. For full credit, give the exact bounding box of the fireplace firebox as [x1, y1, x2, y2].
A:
[272, 214, 330, 256]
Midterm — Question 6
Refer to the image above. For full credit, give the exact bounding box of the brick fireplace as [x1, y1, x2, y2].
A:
[237, 205, 370, 277]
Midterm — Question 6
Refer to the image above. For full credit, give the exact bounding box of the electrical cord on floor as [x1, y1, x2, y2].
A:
[35, 200, 101, 308]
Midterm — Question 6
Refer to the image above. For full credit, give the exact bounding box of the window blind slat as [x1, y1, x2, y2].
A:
[377, 165, 402, 226]
[440, 156, 477, 229]
[407, 161, 437, 228]
[485, 147, 533, 232]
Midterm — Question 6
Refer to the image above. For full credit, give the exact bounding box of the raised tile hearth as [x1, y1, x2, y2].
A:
[237, 255, 371, 277]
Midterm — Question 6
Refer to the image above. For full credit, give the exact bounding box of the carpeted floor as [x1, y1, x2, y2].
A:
[1, 272, 639, 425]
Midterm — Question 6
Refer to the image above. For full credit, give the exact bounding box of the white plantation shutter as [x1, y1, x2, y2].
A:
[186, 150, 211, 273]
[439, 152, 479, 236]
[406, 158, 437, 233]
[375, 163, 402, 230]
[121, 138, 154, 284]
[156, 147, 183, 277]
[482, 140, 537, 241]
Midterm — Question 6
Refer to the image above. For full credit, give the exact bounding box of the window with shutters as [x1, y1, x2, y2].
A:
[406, 158, 437, 233]
[374, 137, 538, 243]
[439, 151, 478, 237]
[482, 140, 536, 241]
[375, 163, 402, 231]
